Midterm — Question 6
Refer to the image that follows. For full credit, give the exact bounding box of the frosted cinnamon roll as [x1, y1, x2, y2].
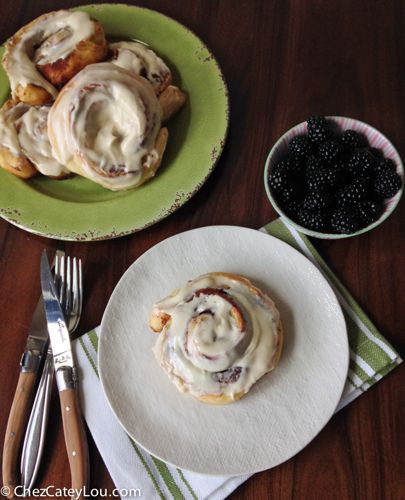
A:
[0, 99, 68, 178]
[110, 41, 186, 122]
[2, 10, 108, 105]
[150, 272, 283, 404]
[48, 63, 168, 191]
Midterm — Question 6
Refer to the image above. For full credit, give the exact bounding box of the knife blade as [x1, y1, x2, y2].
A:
[40, 250, 89, 498]
[2, 283, 49, 497]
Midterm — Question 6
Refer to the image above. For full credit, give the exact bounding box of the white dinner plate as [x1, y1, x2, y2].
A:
[99, 226, 349, 475]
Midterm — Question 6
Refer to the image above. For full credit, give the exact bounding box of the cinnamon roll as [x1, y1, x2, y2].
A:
[150, 272, 283, 404]
[110, 41, 186, 122]
[47, 62, 168, 191]
[2, 10, 108, 105]
[0, 99, 68, 178]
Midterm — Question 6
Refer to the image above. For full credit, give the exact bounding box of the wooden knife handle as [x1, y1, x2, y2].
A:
[59, 388, 89, 499]
[2, 371, 36, 498]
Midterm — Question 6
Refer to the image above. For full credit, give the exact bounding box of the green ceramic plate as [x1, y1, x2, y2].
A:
[0, 4, 229, 240]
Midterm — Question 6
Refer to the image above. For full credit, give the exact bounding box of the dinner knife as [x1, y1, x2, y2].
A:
[20, 249, 65, 490]
[40, 250, 89, 498]
[2, 292, 49, 498]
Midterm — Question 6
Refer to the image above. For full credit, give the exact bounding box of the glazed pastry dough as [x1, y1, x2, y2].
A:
[0, 99, 68, 178]
[150, 272, 283, 404]
[110, 41, 186, 122]
[110, 41, 171, 95]
[47, 62, 167, 191]
[2, 10, 108, 105]
[158, 85, 187, 123]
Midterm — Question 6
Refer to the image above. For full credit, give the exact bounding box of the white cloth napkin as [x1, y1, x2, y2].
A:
[72, 219, 401, 499]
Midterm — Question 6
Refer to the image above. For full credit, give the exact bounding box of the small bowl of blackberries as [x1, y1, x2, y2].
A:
[264, 116, 404, 238]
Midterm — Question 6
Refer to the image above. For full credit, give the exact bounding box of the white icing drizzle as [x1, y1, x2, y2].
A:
[152, 274, 281, 401]
[0, 102, 67, 176]
[110, 41, 170, 93]
[16, 106, 68, 177]
[3, 10, 96, 100]
[48, 62, 162, 190]
[0, 102, 30, 156]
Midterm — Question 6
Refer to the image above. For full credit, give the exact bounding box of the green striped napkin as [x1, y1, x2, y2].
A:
[263, 219, 401, 403]
[73, 218, 401, 499]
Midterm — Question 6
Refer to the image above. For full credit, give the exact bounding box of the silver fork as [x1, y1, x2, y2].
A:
[20, 251, 83, 489]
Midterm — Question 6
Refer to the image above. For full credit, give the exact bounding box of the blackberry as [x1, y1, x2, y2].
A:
[369, 147, 384, 159]
[302, 189, 332, 210]
[289, 136, 312, 158]
[330, 157, 347, 170]
[307, 169, 329, 190]
[374, 170, 402, 198]
[357, 200, 383, 226]
[268, 166, 291, 193]
[279, 184, 301, 203]
[374, 158, 397, 175]
[331, 207, 361, 234]
[282, 199, 302, 217]
[347, 151, 375, 176]
[322, 167, 342, 188]
[274, 157, 303, 177]
[306, 155, 323, 177]
[329, 161, 350, 187]
[318, 140, 341, 163]
[297, 208, 328, 231]
[269, 158, 301, 191]
[307, 167, 340, 190]
[272, 158, 291, 174]
[307, 115, 330, 144]
[340, 129, 367, 149]
[337, 178, 368, 206]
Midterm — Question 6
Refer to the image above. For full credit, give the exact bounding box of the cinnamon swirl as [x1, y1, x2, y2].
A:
[2, 10, 108, 105]
[150, 272, 283, 404]
[0, 99, 68, 178]
[47, 62, 168, 191]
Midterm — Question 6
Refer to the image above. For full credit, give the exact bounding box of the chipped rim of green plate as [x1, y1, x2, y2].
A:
[0, 4, 229, 241]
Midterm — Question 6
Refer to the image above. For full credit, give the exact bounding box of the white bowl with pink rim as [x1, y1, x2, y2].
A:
[264, 116, 404, 239]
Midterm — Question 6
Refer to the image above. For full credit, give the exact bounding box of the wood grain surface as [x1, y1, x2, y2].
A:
[0, 1, 404, 499]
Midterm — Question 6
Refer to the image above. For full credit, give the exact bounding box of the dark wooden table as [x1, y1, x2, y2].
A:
[0, 1, 404, 498]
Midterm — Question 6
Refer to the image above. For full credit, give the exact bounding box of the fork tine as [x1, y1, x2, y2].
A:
[53, 252, 82, 333]
[69, 257, 82, 333]
[78, 258, 83, 318]
[71, 257, 79, 331]
[65, 256, 72, 320]
[54, 253, 61, 299]
[59, 254, 66, 307]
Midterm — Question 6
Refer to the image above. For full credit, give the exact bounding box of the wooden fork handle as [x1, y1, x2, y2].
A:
[57, 368, 89, 499]
[2, 371, 36, 498]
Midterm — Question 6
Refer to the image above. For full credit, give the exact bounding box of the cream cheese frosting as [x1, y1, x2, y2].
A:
[0, 101, 68, 177]
[47, 62, 163, 190]
[16, 106, 68, 177]
[151, 273, 282, 402]
[0, 102, 29, 156]
[110, 41, 171, 94]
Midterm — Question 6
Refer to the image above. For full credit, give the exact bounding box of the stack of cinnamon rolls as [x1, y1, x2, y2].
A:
[0, 10, 186, 190]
